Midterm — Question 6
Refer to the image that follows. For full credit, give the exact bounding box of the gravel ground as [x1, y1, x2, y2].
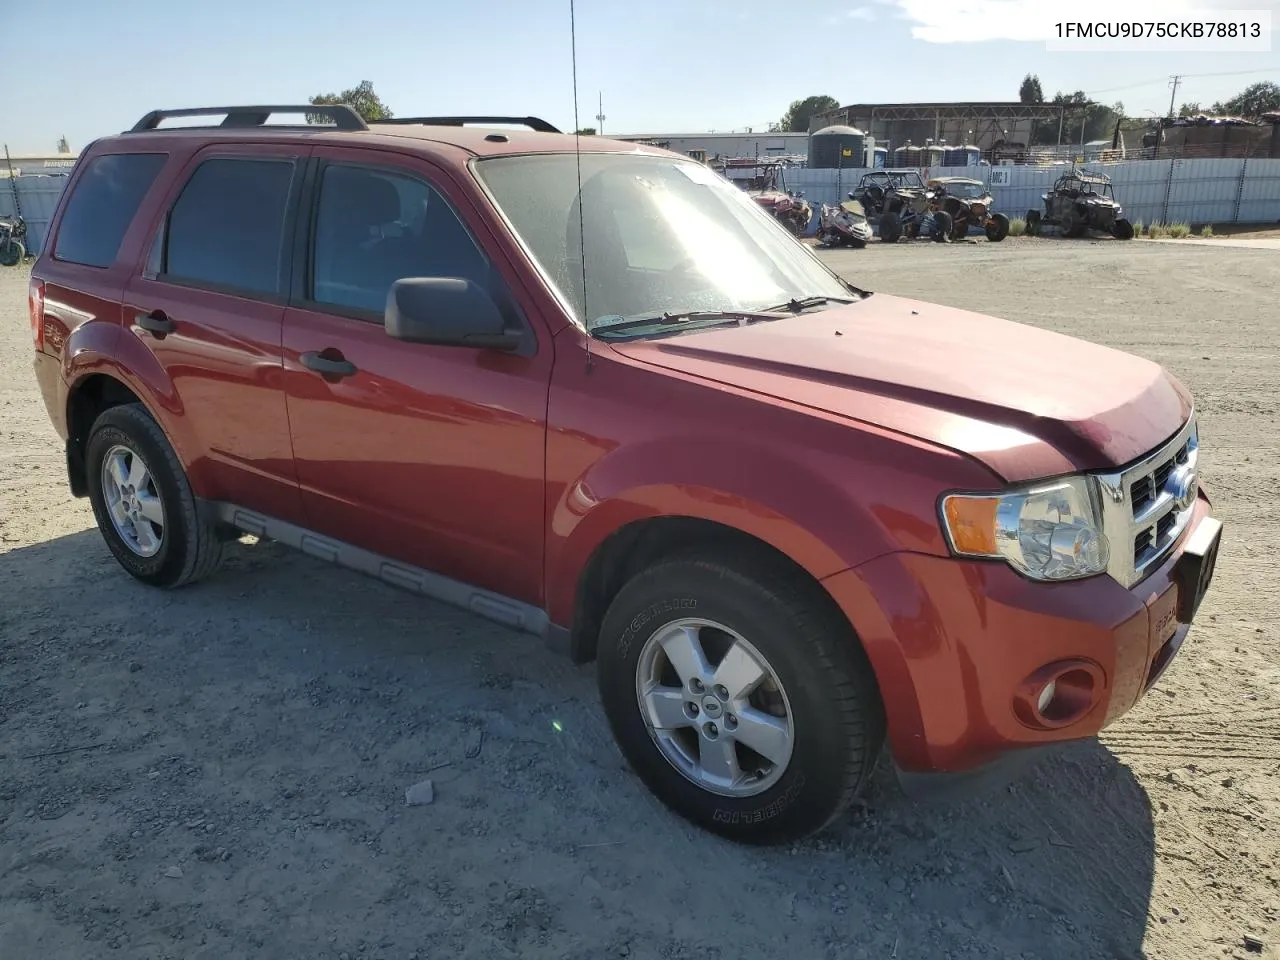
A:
[1, 236, 1277, 960]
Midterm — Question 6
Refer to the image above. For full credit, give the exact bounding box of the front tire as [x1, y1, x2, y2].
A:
[931, 211, 953, 242]
[1025, 209, 1041, 236]
[1112, 218, 1135, 240]
[597, 554, 884, 845]
[985, 213, 1010, 242]
[878, 212, 901, 243]
[85, 403, 224, 588]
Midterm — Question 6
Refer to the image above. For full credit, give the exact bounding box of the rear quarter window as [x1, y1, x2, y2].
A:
[53, 153, 167, 268]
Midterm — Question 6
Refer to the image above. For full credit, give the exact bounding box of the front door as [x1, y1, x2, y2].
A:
[280, 148, 552, 605]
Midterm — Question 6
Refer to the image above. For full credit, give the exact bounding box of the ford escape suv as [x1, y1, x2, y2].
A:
[30, 105, 1222, 844]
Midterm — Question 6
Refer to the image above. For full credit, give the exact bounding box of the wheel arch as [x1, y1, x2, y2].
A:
[65, 373, 151, 497]
[564, 514, 859, 667]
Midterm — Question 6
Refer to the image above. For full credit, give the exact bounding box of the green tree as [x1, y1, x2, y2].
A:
[1032, 91, 1123, 145]
[1211, 81, 1280, 119]
[308, 80, 393, 123]
[1019, 73, 1044, 104]
[1178, 102, 1203, 117]
[780, 95, 840, 132]
[574, 127, 597, 135]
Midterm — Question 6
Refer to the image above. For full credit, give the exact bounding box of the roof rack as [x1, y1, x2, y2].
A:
[128, 105, 368, 133]
[371, 115, 561, 134]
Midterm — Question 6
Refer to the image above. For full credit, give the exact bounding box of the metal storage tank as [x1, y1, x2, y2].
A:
[807, 125, 866, 169]
[943, 143, 979, 166]
[873, 146, 888, 168]
[922, 141, 945, 167]
[894, 142, 921, 166]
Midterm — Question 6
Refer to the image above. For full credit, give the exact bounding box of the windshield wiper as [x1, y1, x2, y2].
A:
[766, 295, 860, 314]
[591, 309, 784, 337]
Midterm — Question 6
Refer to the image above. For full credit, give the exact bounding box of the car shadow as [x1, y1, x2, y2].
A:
[0, 530, 1154, 960]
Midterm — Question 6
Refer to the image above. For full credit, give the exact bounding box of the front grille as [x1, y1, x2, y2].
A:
[1096, 414, 1199, 588]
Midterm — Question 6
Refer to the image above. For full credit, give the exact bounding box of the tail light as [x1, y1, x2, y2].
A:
[29, 278, 45, 351]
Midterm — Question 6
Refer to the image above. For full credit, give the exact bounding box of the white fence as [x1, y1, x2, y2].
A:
[786, 157, 1280, 227]
[3, 157, 1278, 255]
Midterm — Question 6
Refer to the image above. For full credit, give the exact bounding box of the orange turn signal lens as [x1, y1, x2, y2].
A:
[942, 495, 1000, 555]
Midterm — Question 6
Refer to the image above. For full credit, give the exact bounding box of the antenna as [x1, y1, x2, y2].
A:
[570, 0, 594, 372]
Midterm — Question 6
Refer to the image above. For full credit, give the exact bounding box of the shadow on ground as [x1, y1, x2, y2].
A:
[0, 531, 1156, 960]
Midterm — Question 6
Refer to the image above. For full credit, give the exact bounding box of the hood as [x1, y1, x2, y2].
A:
[608, 294, 1190, 483]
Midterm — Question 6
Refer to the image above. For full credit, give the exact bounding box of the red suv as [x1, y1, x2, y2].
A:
[30, 105, 1221, 844]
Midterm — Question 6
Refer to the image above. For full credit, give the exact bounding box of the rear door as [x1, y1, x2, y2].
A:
[280, 147, 553, 604]
[36, 150, 169, 357]
[122, 142, 310, 523]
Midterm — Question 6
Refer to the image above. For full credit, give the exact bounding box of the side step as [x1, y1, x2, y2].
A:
[214, 503, 570, 651]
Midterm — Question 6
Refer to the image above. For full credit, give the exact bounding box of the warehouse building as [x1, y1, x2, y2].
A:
[810, 102, 1068, 154]
[611, 131, 810, 161]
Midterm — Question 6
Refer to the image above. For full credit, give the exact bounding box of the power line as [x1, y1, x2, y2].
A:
[1085, 67, 1277, 97]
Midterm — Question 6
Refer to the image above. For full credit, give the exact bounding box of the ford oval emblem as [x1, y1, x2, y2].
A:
[1168, 464, 1197, 512]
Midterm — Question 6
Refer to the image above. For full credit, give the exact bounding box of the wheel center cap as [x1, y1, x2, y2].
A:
[701, 697, 722, 718]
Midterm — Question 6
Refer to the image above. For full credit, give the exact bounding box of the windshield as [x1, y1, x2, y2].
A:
[888, 172, 924, 189]
[475, 153, 851, 333]
[945, 181, 987, 198]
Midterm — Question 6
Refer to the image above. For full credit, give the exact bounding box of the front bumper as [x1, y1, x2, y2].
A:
[822, 494, 1216, 774]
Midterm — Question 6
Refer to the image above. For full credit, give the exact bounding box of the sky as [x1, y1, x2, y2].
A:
[3, 0, 1278, 154]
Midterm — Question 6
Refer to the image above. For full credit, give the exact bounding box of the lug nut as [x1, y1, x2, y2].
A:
[690, 679, 705, 694]
[685, 702, 699, 718]
[725, 715, 737, 730]
[704, 722, 719, 739]
[713, 684, 729, 702]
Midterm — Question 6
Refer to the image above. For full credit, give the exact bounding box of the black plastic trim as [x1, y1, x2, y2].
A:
[130, 105, 367, 133]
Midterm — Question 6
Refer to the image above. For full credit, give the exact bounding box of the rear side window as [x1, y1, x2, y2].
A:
[54, 153, 166, 268]
[162, 158, 295, 296]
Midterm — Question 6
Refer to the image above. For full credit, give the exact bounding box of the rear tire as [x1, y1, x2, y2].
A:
[932, 211, 953, 242]
[985, 213, 1010, 242]
[0, 238, 24, 266]
[878, 212, 901, 243]
[1025, 209, 1041, 236]
[85, 403, 224, 588]
[597, 554, 884, 845]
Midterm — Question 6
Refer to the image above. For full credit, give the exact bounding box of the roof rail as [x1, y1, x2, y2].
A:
[371, 116, 561, 134]
[128, 105, 368, 133]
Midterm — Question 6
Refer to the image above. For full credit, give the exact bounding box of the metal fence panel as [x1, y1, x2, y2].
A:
[0, 175, 71, 254]
[776, 157, 1280, 227]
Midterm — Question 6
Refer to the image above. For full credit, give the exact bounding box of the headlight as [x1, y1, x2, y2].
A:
[940, 476, 1109, 581]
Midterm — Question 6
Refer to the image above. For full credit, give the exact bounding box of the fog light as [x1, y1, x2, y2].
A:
[1037, 680, 1058, 714]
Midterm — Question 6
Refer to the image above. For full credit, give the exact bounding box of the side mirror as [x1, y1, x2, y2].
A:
[847, 191, 856, 200]
[384, 277, 520, 351]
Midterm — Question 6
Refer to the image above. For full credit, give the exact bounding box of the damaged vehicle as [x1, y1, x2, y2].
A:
[816, 195, 873, 248]
[930, 177, 1010, 242]
[1028, 168, 1134, 240]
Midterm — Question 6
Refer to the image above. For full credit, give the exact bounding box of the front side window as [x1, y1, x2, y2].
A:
[310, 164, 489, 314]
[54, 153, 167, 268]
[475, 153, 851, 332]
[162, 158, 295, 296]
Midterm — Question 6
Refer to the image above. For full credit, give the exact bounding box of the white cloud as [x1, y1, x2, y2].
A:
[825, 6, 878, 24]
[876, 0, 1263, 43]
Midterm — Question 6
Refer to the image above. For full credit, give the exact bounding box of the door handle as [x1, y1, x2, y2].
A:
[135, 310, 175, 337]
[300, 351, 358, 379]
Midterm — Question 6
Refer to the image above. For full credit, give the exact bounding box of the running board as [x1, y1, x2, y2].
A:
[213, 503, 569, 650]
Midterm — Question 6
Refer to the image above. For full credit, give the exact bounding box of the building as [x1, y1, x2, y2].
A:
[810, 102, 1069, 154]
[610, 132, 810, 162]
[1, 150, 80, 178]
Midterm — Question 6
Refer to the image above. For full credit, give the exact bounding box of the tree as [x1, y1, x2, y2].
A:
[574, 127, 597, 135]
[1211, 81, 1280, 119]
[308, 81, 393, 123]
[1178, 102, 1203, 117]
[1019, 74, 1044, 104]
[1031, 91, 1123, 146]
[779, 95, 840, 133]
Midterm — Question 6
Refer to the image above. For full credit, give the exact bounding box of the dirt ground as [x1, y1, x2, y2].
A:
[1, 238, 1276, 960]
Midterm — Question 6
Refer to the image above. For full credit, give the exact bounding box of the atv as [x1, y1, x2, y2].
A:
[1027, 167, 1133, 240]
[929, 177, 1009, 242]
[0, 214, 27, 267]
[852, 170, 952, 244]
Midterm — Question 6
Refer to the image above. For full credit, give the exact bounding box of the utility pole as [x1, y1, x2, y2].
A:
[594, 92, 606, 135]
[1167, 75, 1182, 118]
